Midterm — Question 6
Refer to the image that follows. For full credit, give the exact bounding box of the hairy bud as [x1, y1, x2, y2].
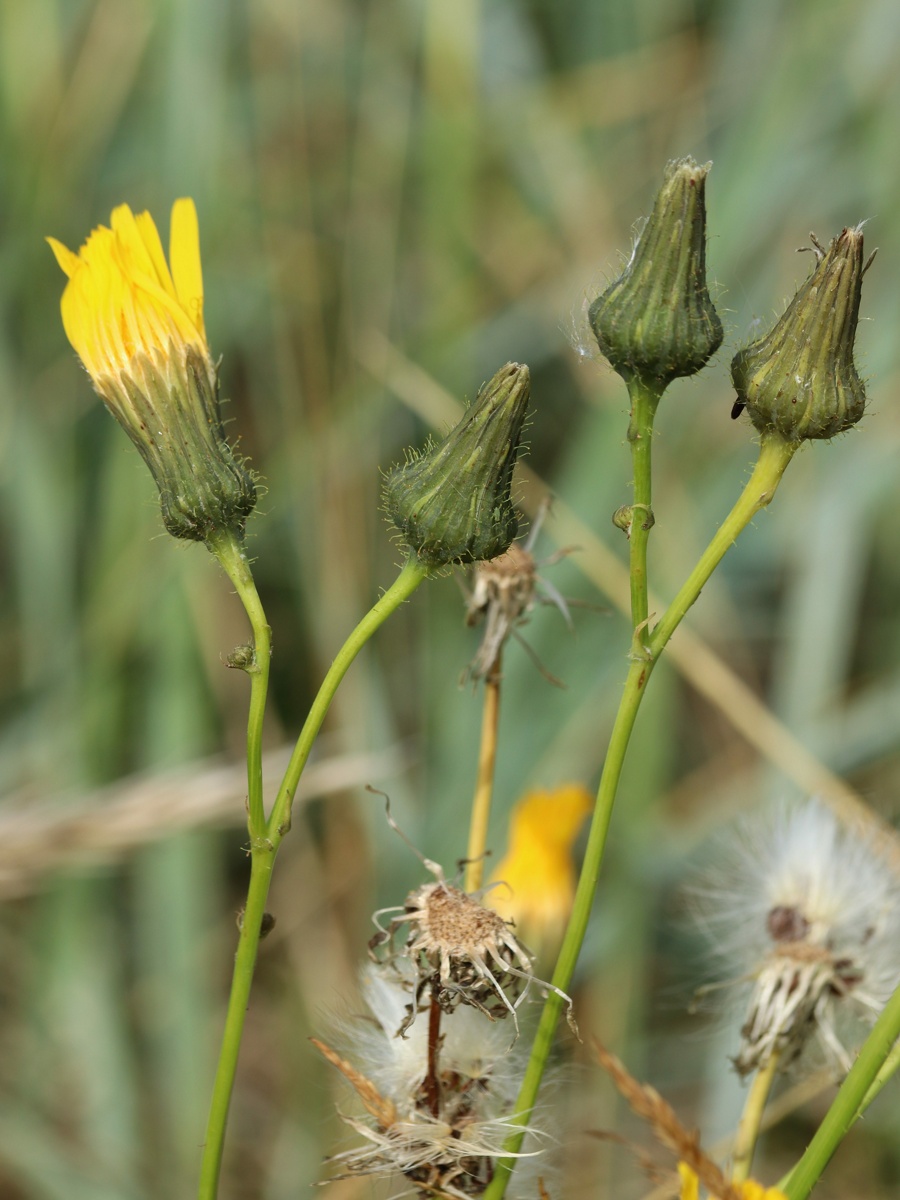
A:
[383, 363, 530, 569]
[588, 157, 723, 388]
[731, 226, 873, 441]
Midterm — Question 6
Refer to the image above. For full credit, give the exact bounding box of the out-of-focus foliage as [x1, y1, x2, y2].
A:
[3, 0, 900, 1196]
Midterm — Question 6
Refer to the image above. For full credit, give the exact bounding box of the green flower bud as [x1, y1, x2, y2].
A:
[731, 227, 873, 442]
[383, 362, 530, 569]
[588, 157, 723, 388]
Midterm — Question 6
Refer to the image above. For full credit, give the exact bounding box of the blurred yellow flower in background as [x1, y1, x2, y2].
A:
[678, 1163, 788, 1200]
[48, 201, 256, 544]
[488, 783, 592, 955]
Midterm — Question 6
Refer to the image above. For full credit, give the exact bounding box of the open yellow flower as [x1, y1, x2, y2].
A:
[488, 783, 592, 955]
[48, 200, 255, 544]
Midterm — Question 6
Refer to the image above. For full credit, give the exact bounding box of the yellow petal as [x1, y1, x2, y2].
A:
[169, 197, 204, 338]
[134, 209, 178, 299]
[46, 236, 81, 279]
[678, 1163, 700, 1200]
[49, 198, 209, 384]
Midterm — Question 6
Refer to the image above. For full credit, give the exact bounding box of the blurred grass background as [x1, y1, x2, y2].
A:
[3, 0, 900, 1196]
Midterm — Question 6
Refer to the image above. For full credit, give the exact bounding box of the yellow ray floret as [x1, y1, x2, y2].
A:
[47, 198, 207, 384]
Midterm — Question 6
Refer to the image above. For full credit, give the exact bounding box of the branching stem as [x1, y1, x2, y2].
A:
[482, 432, 798, 1200]
[197, 552, 428, 1200]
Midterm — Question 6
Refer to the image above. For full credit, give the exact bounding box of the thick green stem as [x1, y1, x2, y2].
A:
[209, 531, 272, 841]
[482, 433, 798, 1200]
[781, 981, 900, 1199]
[197, 553, 428, 1199]
[626, 378, 662, 642]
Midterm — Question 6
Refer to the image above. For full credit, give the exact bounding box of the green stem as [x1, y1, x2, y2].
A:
[649, 433, 797, 658]
[857, 1036, 900, 1116]
[482, 432, 798, 1200]
[197, 849, 274, 1200]
[209, 532, 272, 841]
[626, 378, 661, 642]
[781, 981, 900, 1200]
[265, 554, 428, 847]
[197, 552, 429, 1199]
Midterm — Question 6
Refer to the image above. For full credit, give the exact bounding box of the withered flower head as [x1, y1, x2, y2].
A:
[369, 857, 575, 1042]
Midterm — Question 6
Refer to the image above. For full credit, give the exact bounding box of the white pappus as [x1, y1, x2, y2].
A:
[689, 797, 900, 1077]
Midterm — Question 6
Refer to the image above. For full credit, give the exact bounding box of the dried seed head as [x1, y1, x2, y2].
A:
[371, 876, 538, 1034]
[369, 856, 577, 1043]
[690, 799, 900, 1077]
[465, 542, 538, 680]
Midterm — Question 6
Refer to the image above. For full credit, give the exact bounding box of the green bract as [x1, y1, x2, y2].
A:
[731, 227, 870, 442]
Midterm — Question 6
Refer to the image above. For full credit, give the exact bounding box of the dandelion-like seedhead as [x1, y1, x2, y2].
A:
[690, 799, 900, 1076]
[315, 964, 548, 1198]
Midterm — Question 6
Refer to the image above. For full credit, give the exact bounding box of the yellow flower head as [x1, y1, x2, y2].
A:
[488, 783, 592, 954]
[48, 199, 207, 386]
[48, 201, 256, 544]
[678, 1163, 788, 1200]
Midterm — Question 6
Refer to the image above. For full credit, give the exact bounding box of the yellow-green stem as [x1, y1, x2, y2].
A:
[857, 1037, 900, 1116]
[209, 531, 272, 841]
[482, 432, 798, 1200]
[732, 1053, 780, 1183]
[780, 979, 900, 1199]
[265, 554, 428, 847]
[197, 849, 274, 1200]
[649, 434, 797, 657]
[197, 553, 428, 1199]
[465, 653, 502, 893]
[627, 378, 662, 643]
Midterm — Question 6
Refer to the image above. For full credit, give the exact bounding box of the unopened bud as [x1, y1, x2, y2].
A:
[588, 157, 723, 388]
[383, 363, 529, 569]
[731, 227, 872, 441]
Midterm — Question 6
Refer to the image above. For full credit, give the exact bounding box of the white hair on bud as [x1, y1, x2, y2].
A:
[690, 798, 900, 1076]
